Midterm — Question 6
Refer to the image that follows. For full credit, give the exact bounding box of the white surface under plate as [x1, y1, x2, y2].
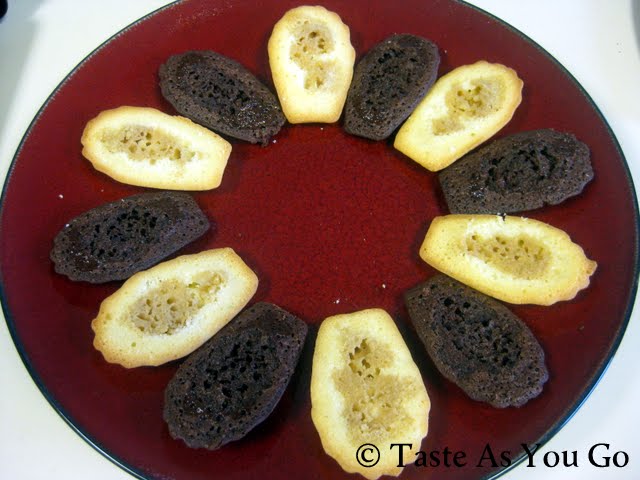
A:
[0, 1, 638, 479]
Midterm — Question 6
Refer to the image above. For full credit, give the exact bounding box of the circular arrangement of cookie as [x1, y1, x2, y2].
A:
[0, 2, 636, 480]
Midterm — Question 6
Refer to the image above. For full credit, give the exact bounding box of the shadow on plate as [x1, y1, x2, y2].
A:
[634, 0, 640, 53]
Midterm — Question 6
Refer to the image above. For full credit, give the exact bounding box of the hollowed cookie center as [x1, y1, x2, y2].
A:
[130, 273, 224, 334]
[465, 232, 550, 279]
[290, 22, 336, 91]
[333, 337, 417, 444]
[102, 126, 196, 163]
[432, 76, 506, 135]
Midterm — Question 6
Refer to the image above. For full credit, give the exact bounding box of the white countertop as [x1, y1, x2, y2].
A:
[1, 1, 638, 479]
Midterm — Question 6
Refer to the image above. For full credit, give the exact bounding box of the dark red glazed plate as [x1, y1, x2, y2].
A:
[1, 1, 638, 479]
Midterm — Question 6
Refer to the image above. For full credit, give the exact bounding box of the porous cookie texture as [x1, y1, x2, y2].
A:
[439, 129, 593, 214]
[420, 214, 597, 305]
[159, 50, 286, 146]
[405, 275, 548, 408]
[311, 309, 430, 480]
[394, 60, 523, 171]
[344, 33, 440, 140]
[163, 302, 308, 450]
[50, 191, 209, 283]
[91, 248, 258, 368]
[81, 106, 231, 190]
[268, 5, 356, 123]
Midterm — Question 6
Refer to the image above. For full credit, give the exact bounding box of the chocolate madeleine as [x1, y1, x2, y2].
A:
[159, 50, 285, 145]
[344, 34, 440, 140]
[405, 275, 548, 408]
[163, 302, 307, 449]
[50, 191, 209, 283]
[439, 129, 593, 214]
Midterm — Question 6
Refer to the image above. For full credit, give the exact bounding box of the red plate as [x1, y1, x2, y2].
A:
[1, 1, 638, 479]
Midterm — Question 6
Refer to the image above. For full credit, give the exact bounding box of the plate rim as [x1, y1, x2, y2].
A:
[0, 1, 638, 479]
[458, 1, 640, 475]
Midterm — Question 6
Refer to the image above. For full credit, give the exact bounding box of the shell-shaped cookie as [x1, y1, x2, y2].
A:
[405, 275, 548, 408]
[439, 129, 593, 214]
[159, 50, 286, 145]
[268, 5, 355, 123]
[81, 106, 231, 190]
[164, 302, 307, 449]
[344, 33, 440, 140]
[91, 248, 258, 368]
[311, 308, 430, 480]
[50, 191, 209, 283]
[394, 61, 523, 171]
[419, 214, 597, 305]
